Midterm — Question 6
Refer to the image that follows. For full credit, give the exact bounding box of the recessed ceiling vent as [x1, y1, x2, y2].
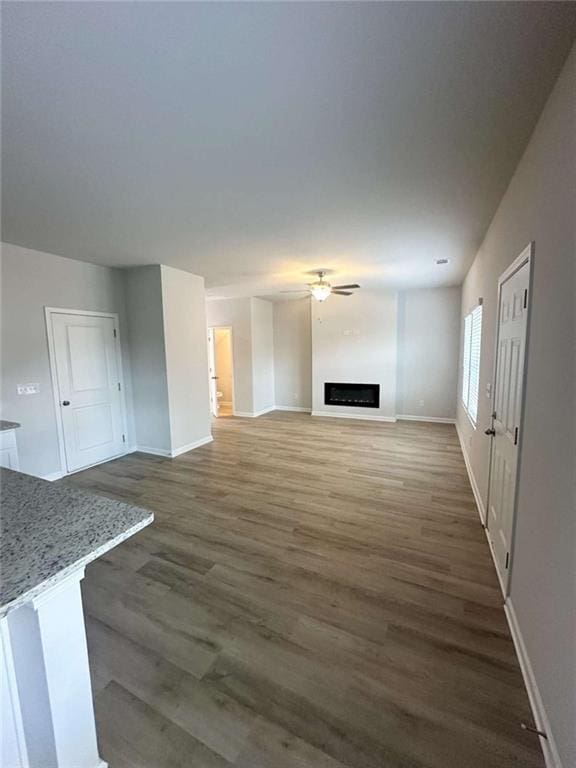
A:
[436, 259, 449, 265]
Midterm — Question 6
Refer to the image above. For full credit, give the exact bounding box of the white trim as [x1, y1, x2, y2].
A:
[487, 241, 534, 597]
[505, 600, 562, 768]
[170, 435, 214, 457]
[456, 420, 508, 596]
[455, 422, 486, 525]
[234, 406, 275, 418]
[135, 435, 213, 458]
[274, 406, 312, 413]
[396, 415, 456, 424]
[44, 307, 130, 477]
[311, 410, 396, 423]
[134, 445, 172, 458]
[41, 471, 65, 482]
[209, 325, 236, 418]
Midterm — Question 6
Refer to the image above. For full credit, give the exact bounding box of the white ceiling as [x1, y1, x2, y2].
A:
[2, 2, 575, 298]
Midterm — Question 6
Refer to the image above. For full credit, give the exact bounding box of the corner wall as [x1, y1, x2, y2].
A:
[124, 266, 171, 454]
[456, 45, 575, 768]
[251, 298, 275, 414]
[397, 286, 461, 421]
[161, 266, 211, 453]
[273, 298, 312, 410]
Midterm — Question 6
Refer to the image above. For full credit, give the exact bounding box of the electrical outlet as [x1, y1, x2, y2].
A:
[17, 383, 40, 395]
[419, 399, 424, 407]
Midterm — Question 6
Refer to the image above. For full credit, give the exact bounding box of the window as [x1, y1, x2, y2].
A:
[462, 304, 482, 425]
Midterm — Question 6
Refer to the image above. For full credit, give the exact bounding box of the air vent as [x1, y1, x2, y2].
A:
[436, 259, 449, 265]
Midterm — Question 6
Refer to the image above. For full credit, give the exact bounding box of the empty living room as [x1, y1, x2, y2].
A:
[1, 2, 575, 768]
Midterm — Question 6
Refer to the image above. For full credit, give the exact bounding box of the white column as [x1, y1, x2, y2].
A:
[0, 569, 107, 768]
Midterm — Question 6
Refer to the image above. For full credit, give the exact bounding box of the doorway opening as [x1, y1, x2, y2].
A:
[207, 327, 234, 418]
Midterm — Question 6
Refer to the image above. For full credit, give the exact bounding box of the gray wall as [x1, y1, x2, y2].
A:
[250, 298, 275, 414]
[397, 287, 461, 420]
[124, 266, 171, 453]
[0, 243, 135, 478]
[273, 298, 312, 410]
[206, 298, 254, 415]
[161, 265, 211, 450]
[457, 46, 575, 768]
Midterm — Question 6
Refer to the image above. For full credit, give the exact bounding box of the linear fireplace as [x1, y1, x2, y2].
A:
[324, 382, 380, 409]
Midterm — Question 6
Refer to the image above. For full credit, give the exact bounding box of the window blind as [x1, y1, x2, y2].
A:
[462, 305, 482, 424]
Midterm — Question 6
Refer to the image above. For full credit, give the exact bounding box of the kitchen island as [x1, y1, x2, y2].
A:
[0, 468, 153, 768]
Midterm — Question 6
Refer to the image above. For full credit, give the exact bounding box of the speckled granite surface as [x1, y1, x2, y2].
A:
[0, 420, 20, 431]
[0, 468, 153, 616]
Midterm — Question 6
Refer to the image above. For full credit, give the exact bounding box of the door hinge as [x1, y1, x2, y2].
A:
[117, 382, 121, 391]
[514, 426, 519, 445]
[113, 328, 117, 338]
[523, 289, 528, 309]
[505, 552, 510, 569]
[122, 433, 126, 443]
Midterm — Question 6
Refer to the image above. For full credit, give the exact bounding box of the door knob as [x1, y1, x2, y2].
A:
[61, 400, 70, 406]
[484, 427, 495, 436]
[211, 376, 218, 380]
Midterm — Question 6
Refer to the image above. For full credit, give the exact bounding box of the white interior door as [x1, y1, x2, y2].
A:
[486, 256, 530, 590]
[51, 312, 126, 472]
[207, 328, 218, 417]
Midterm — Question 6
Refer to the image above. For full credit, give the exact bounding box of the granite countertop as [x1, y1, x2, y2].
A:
[0, 468, 153, 616]
[0, 420, 21, 431]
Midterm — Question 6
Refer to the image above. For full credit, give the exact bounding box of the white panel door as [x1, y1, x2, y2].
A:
[52, 313, 125, 472]
[487, 259, 530, 589]
[207, 328, 218, 417]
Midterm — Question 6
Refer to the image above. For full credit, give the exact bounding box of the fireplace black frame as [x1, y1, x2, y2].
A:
[324, 382, 380, 409]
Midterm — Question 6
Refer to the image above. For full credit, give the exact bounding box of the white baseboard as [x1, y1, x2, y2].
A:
[274, 406, 312, 413]
[396, 414, 456, 424]
[455, 421, 486, 525]
[136, 435, 213, 458]
[234, 406, 275, 418]
[170, 435, 213, 457]
[41, 471, 65, 482]
[505, 600, 563, 768]
[311, 410, 396, 423]
[133, 445, 172, 458]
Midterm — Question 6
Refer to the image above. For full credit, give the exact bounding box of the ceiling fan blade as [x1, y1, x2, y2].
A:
[332, 290, 353, 296]
[332, 284, 360, 290]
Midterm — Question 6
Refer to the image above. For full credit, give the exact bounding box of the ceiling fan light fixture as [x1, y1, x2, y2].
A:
[309, 283, 332, 302]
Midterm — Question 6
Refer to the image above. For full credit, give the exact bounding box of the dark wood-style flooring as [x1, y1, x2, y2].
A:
[64, 412, 544, 768]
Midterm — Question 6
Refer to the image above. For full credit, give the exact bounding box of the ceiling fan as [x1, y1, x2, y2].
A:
[282, 271, 361, 302]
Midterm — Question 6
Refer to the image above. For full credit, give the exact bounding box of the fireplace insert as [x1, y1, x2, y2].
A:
[324, 382, 380, 408]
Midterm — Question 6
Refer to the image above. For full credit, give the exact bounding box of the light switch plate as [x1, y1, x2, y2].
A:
[17, 382, 40, 395]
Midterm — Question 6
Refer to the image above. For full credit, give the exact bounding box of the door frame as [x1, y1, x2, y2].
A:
[485, 242, 534, 596]
[45, 307, 130, 477]
[208, 325, 236, 417]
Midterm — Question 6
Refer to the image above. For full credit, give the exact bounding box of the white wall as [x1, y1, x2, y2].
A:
[311, 291, 397, 420]
[207, 297, 275, 416]
[124, 266, 171, 454]
[250, 298, 275, 414]
[397, 287, 461, 421]
[161, 265, 211, 452]
[273, 298, 312, 410]
[457, 46, 575, 768]
[0, 243, 135, 479]
[207, 298, 253, 415]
